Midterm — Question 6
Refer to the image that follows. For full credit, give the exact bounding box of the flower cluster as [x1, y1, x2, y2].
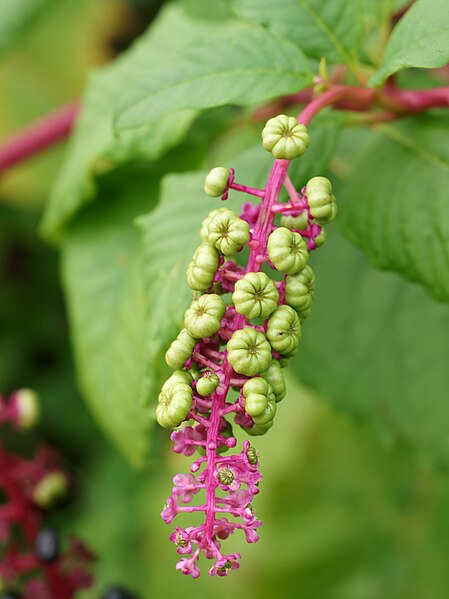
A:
[0, 389, 95, 599]
[157, 114, 337, 578]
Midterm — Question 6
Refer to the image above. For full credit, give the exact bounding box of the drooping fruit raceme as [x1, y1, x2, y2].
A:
[156, 113, 337, 578]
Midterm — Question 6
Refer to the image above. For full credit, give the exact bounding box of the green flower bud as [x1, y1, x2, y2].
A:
[280, 211, 309, 230]
[165, 329, 197, 369]
[227, 328, 272, 376]
[306, 176, 337, 224]
[207, 210, 250, 256]
[156, 381, 193, 428]
[252, 396, 276, 425]
[262, 115, 310, 160]
[196, 371, 219, 396]
[267, 227, 309, 275]
[204, 167, 231, 197]
[267, 305, 302, 356]
[186, 243, 219, 291]
[14, 388, 40, 429]
[184, 293, 226, 339]
[261, 359, 286, 402]
[285, 265, 315, 320]
[200, 208, 229, 242]
[313, 227, 327, 247]
[32, 472, 69, 508]
[232, 272, 279, 320]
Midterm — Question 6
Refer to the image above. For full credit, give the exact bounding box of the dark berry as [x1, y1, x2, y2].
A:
[0, 594, 21, 599]
[35, 528, 60, 563]
[102, 585, 140, 599]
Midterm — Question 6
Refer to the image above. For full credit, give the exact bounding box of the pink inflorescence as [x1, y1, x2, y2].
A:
[158, 117, 337, 578]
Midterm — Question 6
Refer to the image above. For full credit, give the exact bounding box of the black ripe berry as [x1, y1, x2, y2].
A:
[35, 528, 60, 563]
[102, 586, 140, 599]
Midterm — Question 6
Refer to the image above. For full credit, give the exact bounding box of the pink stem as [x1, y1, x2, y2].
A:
[0, 101, 79, 172]
[229, 182, 265, 198]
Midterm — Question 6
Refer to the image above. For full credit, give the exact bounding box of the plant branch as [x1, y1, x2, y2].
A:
[0, 102, 79, 173]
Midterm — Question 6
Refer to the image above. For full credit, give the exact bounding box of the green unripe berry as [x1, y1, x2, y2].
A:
[246, 445, 259, 464]
[184, 293, 225, 339]
[156, 381, 193, 428]
[267, 305, 302, 356]
[13, 388, 40, 429]
[200, 208, 229, 242]
[165, 329, 197, 369]
[32, 472, 69, 508]
[245, 393, 268, 417]
[217, 466, 235, 485]
[262, 115, 310, 160]
[285, 265, 315, 320]
[261, 359, 286, 402]
[280, 211, 309, 230]
[204, 167, 231, 197]
[252, 397, 276, 425]
[186, 243, 219, 291]
[313, 227, 327, 247]
[242, 376, 271, 398]
[196, 371, 219, 396]
[267, 227, 309, 275]
[232, 272, 279, 320]
[306, 177, 337, 224]
[207, 210, 250, 256]
[227, 328, 272, 376]
[245, 419, 274, 436]
[162, 370, 193, 392]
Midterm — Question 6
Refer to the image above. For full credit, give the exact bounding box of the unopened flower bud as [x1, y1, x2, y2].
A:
[267, 227, 308, 275]
[262, 115, 309, 160]
[204, 167, 231, 197]
[232, 272, 279, 319]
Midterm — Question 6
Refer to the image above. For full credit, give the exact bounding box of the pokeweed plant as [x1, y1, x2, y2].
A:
[157, 111, 337, 577]
[2, 0, 449, 589]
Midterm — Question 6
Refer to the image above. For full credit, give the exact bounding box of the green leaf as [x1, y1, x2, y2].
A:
[339, 114, 449, 304]
[114, 27, 313, 133]
[229, 0, 363, 66]
[0, 0, 53, 54]
[370, 0, 449, 85]
[61, 170, 157, 467]
[41, 3, 228, 241]
[294, 230, 449, 468]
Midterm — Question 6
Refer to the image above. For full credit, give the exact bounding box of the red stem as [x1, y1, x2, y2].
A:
[0, 102, 79, 172]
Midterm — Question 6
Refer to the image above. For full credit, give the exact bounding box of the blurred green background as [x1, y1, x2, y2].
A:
[2, 1, 449, 598]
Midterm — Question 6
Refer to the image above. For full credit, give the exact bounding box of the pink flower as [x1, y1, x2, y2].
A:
[176, 556, 200, 579]
[170, 527, 193, 555]
[161, 496, 178, 524]
[172, 473, 200, 504]
[171, 426, 205, 456]
[209, 553, 240, 577]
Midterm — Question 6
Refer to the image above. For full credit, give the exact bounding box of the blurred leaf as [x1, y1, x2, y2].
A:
[293, 229, 449, 469]
[42, 3, 229, 241]
[339, 114, 449, 304]
[0, 0, 54, 54]
[370, 0, 449, 85]
[114, 27, 313, 132]
[229, 0, 363, 66]
[61, 169, 156, 467]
